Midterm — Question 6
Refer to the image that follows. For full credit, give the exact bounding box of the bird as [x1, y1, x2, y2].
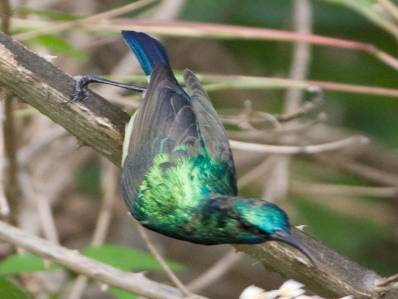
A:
[73, 31, 315, 265]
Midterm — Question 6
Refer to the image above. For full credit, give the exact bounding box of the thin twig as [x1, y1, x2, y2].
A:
[0, 0, 11, 34]
[14, 0, 157, 40]
[187, 250, 241, 292]
[136, 225, 193, 298]
[237, 157, 279, 188]
[379, 0, 398, 21]
[0, 90, 10, 217]
[0, 220, 205, 299]
[315, 155, 398, 188]
[1, 0, 19, 210]
[11, 18, 398, 71]
[18, 172, 59, 244]
[104, 19, 398, 71]
[377, 273, 398, 290]
[18, 127, 67, 166]
[66, 160, 118, 299]
[114, 73, 398, 98]
[277, 88, 322, 122]
[291, 181, 398, 198]
[230, 135, 368, 154]
[264, 0, 312, 202]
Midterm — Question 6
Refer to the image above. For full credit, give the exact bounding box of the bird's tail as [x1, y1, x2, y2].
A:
[122, 30, 170, 76]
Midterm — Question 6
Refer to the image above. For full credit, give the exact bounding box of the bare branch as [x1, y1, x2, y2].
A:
[291, 181, 398, 198]
[229, 135, 368, 154]
[0, 220, 203, 299]
[0, 32, 129, 166]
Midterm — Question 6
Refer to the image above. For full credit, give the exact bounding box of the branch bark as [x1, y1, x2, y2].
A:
[0, 32, 397, 299]
[0, 220, 202, 299]
[0, 32, 129, 166]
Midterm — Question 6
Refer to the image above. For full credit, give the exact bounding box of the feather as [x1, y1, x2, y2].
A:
[121, 31, 170, 76]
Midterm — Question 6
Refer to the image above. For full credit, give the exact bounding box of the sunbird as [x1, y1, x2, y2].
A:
[73, 31, 315, 264]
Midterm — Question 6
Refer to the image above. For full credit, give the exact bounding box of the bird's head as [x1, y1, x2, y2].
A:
[234, 199, 315, 264]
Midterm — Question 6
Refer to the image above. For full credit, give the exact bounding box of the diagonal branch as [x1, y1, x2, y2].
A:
[0, 32, 397, 299]
[0, 220, 202, 299]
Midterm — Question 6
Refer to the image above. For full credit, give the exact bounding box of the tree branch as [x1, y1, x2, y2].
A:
[0, 220, 201, 299]
[0, 32, 129, 166]
[0, 32, 397, 299]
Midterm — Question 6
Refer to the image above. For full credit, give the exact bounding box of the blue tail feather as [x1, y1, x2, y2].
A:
[122, 31, 170, 76]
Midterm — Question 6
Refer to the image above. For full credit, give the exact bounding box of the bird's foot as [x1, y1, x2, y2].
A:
[68, 75, 94, 103]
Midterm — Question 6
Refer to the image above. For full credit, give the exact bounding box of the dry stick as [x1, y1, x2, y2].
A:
[229, 135, 368, 155]
[377, 273, 398, 290]
[237, 157, 279, 188]
[0, 220, 204, 299]
[122, 72, 398, 98]
[11, 17, 398, 71]
[1, 32, 398, 299]
[14, 0, 157, 40]
[378, 0, 398, 22]
[1, 0, 19, 210]
[136, 225, 193, 298]
[316, 155, 398, 188]
[66, 160, 118, 299]
[200, 75, 398, 97]
[18, 127, 67, 166]
[0, 0, 11, 34]
[0, 91, 10, 217]
[289, 191, 396, 227]
[277, 92, 322, 122]
[291, 181, 398, 199]
[187, 250, 241, 293]
[264, 0, 312, 202]
[227, 115, 326, 142]
[98, 19, 398, 71]
[18, 173, 59, 244]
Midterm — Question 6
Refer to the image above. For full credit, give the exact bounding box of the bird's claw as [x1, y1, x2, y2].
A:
[68, 76, 90, 104]
[69, 88, 89, 103]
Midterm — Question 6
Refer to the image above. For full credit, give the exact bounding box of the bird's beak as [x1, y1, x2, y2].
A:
[269, 230, 316, 266]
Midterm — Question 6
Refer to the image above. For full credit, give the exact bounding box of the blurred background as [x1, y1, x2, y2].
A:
[0, 0, 398, 298]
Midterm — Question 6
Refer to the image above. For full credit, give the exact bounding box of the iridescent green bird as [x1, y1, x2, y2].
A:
[73, 31, 314, 263]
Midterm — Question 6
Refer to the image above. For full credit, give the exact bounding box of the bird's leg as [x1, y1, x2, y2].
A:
[70, 75, 146, 102]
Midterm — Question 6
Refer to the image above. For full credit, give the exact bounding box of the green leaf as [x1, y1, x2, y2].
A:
[320, 0, 398, 38]
[28, 35, 88, 62]
[83, 244, 184, 273]
[0, 253, 58, 275]
[0, 277, 30, 299]
[109, 288, 137, 299]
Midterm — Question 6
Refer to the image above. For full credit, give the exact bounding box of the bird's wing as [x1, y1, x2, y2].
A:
[183, 69, 237, 186]
[121, 65, 200, 208]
